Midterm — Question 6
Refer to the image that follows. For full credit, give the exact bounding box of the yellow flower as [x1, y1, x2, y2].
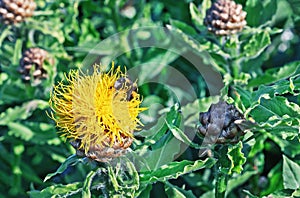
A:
[49, 63, 145, 154]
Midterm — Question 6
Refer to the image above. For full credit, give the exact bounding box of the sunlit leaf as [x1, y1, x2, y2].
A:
[166, 121, 201, 149]
[242, 31, 271, 58]
[227, 142, 247, 174]
[189, 2, 209, 31]
[248, 61, 300, 87]
[0, 100, 48, 126]
[282, 155, 300, 189]
[28, 182, 82, 197]
[139, 158, 216, 183]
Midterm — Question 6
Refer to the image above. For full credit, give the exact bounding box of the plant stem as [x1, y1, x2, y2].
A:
[215, 167, 228, 198]
[231, 58, 240, 79]
[214, 146, 230, 198]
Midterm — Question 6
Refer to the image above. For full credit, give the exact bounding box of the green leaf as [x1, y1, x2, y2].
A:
[242, 31, 271, 58]
[200, 190, 214, 198]
[165, 181, 196, 198]
[44, 155, 79, 182]
[7, 122, 61, 145]
[245, 0, 263, 26]
[261, 162, 284, 196]
[138, 48, 179, 83]
[137, 185, 152, 198]
[282, 155, 300, 189]
[166, 121, 201, 149]
[0, 26, 12, 46]
[268, 135, 300, 158]
[170, 20, 197, 36]
[0, 106, 27, 125]
[166, 24, 228, 74]
[236, 73, 300, 114]
[270, 188, 300, 198]
[198, 0, 211, 24]
[248, 61, 300, 87]
[137, 116, 168, 141]
[245, 0, 277, 26]
[249, 76, 300, 98]
[266, 124, 300, 141]
[26, 20, 65, 44]
[8, 122, 34, 141]
[142, 104, 182, 170]
[234, 86, 253, 109]
[107, 159, 139, 197]
[286, 0, 300, 15]
[0, 80, 32, 104]
[242, 190, 259, 198]
[144, 133, 182, 171]
[82, 170, 96, 198]
[249, 96, 300, 124]
[227, 142, 247, 174]
[189, 2, 206, 31]
[226, 171, 258, 195]
[0, 100, 49, 125]
[139, 158, 216, 183]
[248, 134, 268, 158]
[12, 39, 22, 65]
[28, 182, 82, 197]
[262, 0, 278, 24]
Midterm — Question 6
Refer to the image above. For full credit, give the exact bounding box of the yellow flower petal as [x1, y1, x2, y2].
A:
[49, 63, 145, 153]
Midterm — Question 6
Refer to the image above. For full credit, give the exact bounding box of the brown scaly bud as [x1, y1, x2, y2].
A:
[0, 0, 36, 25]
[70, 77, 137, 162]
[204, 0, 247, 36]
[198, 101, 247, 144]
[19, 47, 52, 83]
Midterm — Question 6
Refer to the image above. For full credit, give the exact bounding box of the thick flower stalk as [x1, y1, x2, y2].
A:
[49, 63, 145, 162]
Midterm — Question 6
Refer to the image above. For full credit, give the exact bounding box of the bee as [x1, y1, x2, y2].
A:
[114, 77, 137, 101]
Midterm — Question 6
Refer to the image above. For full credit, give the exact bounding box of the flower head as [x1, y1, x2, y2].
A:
[49, 63, 145, 156]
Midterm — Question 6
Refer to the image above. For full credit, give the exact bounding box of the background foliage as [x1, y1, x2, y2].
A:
[0, 0, 299, 197]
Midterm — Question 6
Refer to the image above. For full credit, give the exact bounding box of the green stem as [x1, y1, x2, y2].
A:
[231, 59, 240, 79]
[215, 167, 229, 198]
[214, 146, 230, 198]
